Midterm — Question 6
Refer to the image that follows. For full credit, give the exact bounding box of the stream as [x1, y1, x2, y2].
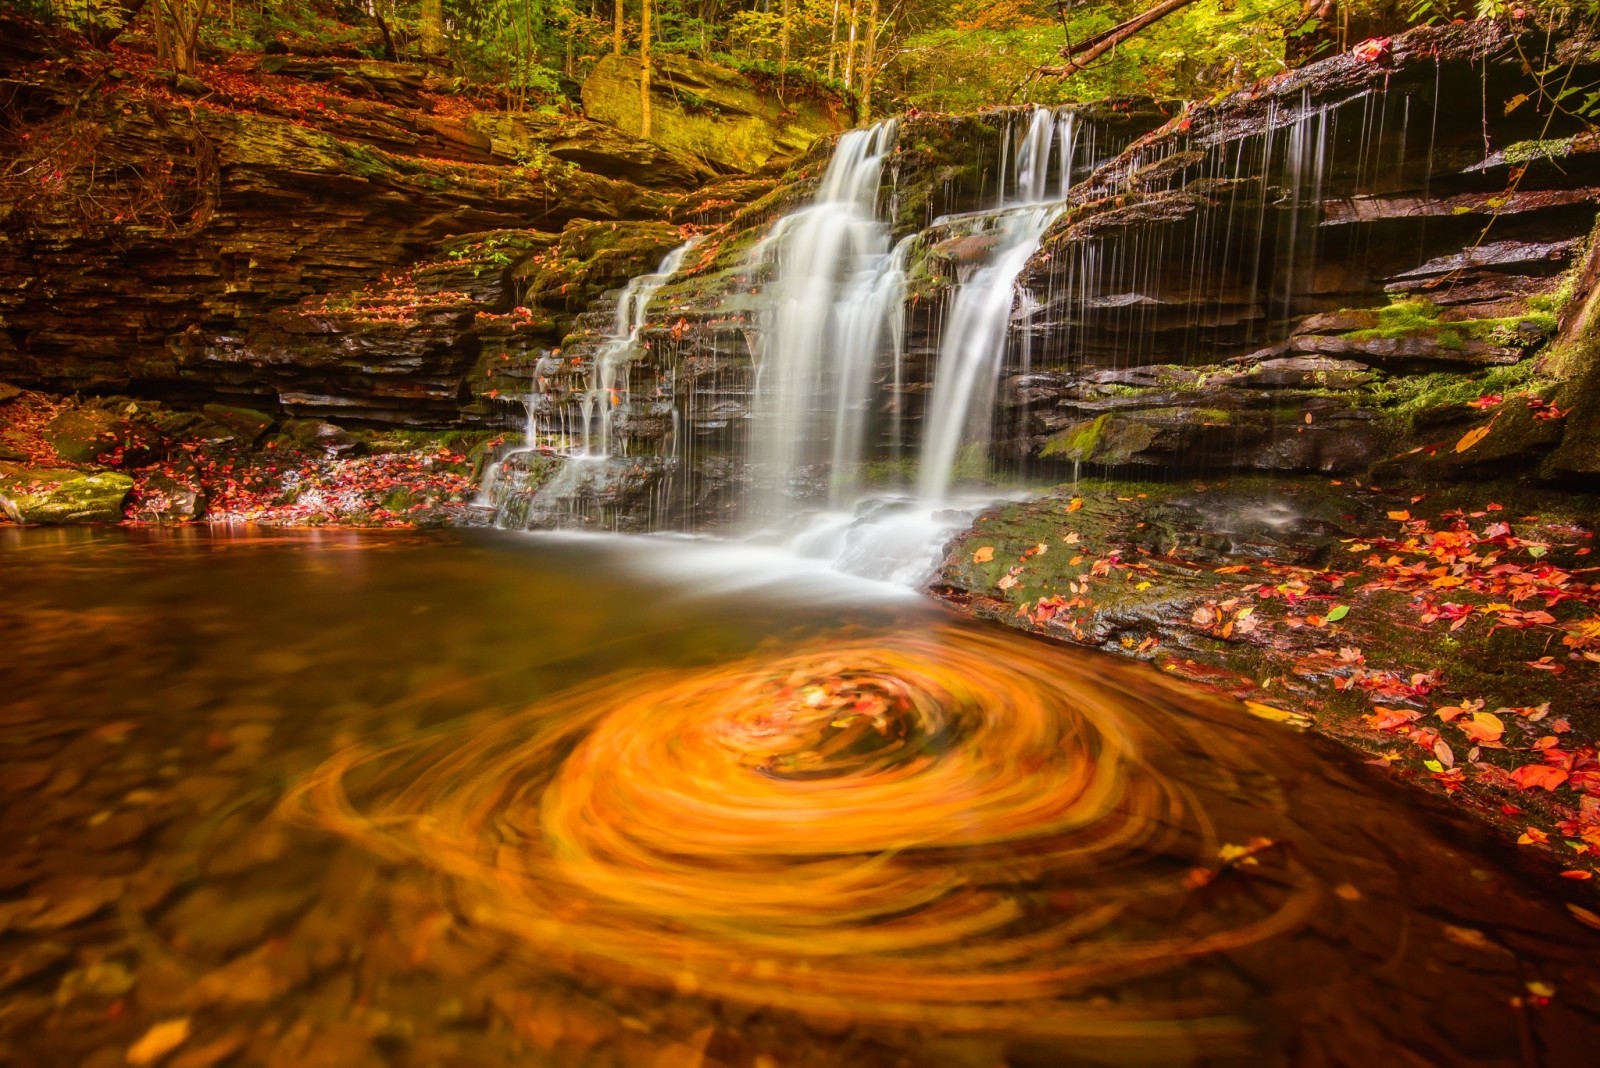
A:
[3, 526, 1598, 1066]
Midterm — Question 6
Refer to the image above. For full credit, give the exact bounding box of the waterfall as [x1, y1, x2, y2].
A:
[580, 239, 698, 459]
[748, 119, 901, 511]
[917, 205, 1061, 502]
[917, 107, 1074, 502]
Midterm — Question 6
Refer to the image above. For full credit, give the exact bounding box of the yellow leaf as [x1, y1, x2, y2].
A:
[972, 546, 994, 563]
[1387, 510, 1411, 521]
[128, 1019, 191, 1067]
[1243, 701, 1311, 728]
[1455, 423, 1493, 453]
[1067, 497, 1083, 512]
[1458, 711, 1505, 744]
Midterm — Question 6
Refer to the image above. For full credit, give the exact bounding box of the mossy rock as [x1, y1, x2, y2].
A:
[45, 407, 123, 464]
[1, 471, 132, 524]
[280, 419, 358, 455]
[0, 382, 20, 403]
[581, 53, 850, 173]
[202, 404, 276, 445]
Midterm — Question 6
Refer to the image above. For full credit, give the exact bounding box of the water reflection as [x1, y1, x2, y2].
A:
[2, 528, 1597, 1066]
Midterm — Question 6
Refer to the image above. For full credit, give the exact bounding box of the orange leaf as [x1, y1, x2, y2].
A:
[1067, 497, 1083, 512]
[1387, 510, 1411, 521]
[1455, 423, 1493, 453]
[1518, 827, 1550, 845]
[972, 546, 994, 563]
[1456, 711, 1504, 744]
[1510, 764, 1569, 791]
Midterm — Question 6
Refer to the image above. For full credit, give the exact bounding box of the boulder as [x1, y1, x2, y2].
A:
[44, 408, 123, 464]
[132, 472, 207, 522]
[0, 471, 132, 524]
[581, 53, 851, 173]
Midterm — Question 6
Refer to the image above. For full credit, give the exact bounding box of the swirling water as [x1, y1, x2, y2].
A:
[3, 526, 1598, 1066]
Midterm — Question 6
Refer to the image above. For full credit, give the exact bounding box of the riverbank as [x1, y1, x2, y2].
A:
[935, 475, 1600, 892]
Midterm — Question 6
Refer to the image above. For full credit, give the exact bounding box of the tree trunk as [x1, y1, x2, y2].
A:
[613, 0, 624, 56]
[419, 0, 443, 59]
[827, 0, 841, 80]
[860, 0, 880, 122]
[1037, 0, 1199, 79]
[154, 0, 212, 76]
[843, 0, 860, 90]
[779, 0, 792, 68]
[639, 0, 653, 139]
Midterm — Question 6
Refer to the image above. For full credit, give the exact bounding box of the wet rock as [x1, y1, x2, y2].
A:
[1238, 356, 1374, 389]
[43, 408, 123, 464]
[281, 420, 359, 456]
[134, 473, 207, 523]
[201, 404, 275, 445]
[0, 472, 133, 524]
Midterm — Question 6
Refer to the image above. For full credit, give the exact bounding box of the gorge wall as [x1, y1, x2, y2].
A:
[3, 16, 1599, 534]
[0, 17, 839, 428]
[487, 21, 1600, 533]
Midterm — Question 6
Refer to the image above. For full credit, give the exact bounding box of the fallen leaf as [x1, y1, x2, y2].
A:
[128, 1018, 191, 1066]
[1387, 510, 1411, 521]
[1518, 827, 1550, 845]
[1560, 870, 1593, 880]
[1325, 604, 1349, 622]
[972, 546, 994, 563]
[1067, 497, 1083, 512]
[1510, 764, 1568, 791]
[1457, 711, 1504, 744]
[1455, 423, 1493, 453]
[1567, 903, 1600, 929]
[1441, 925, 1499, 951]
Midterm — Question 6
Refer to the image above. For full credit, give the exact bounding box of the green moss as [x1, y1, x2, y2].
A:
[1042, 415, 1108, 460]
[1365, 359, 1547, 420]
[1502, 137, 1576, 165]
[1, 472, 132, 524]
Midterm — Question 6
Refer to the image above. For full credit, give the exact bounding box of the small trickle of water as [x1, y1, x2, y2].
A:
[580, 239, 699, 459]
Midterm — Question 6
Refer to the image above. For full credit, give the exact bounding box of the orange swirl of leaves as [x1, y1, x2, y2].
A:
[282, 625, 1320, 1048]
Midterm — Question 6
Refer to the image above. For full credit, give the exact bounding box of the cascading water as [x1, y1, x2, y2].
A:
[581, 239, 698, 459]
[917, 108, 1076, 502]
[748, 120, 901, 511]
[481, 240, 696, 530]
[917, 204, 1061, 502]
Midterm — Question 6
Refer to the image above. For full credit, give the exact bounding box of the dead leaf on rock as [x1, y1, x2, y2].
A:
[1455, 422, 1493, 453]
[971, 546, 994, 564]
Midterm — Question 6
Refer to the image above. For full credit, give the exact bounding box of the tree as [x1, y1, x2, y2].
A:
[419, 0, 444, 58]
[614, 0, 624, 55]
[640, 0, 653, 138]
[152, 0, 212, 75]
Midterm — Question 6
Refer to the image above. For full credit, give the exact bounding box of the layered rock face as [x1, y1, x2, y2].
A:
[1002, 23, 1600, 481]
[0, 20, 778, 426]
[531, 21, 1600, 535]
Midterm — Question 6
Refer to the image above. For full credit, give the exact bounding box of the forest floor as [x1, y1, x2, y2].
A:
[0, 387, 497, 528]
[935, 475, 1600, 901]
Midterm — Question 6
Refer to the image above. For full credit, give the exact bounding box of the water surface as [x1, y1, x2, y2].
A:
[2, 528, 1597, 1067]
